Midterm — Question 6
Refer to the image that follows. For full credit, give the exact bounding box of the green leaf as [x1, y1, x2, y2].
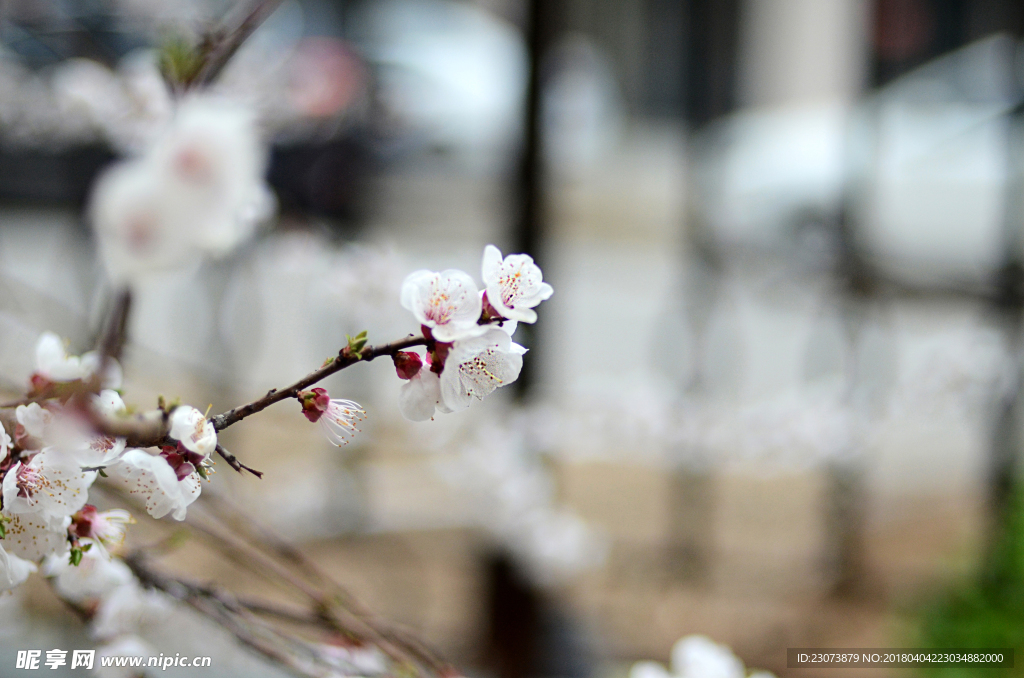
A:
[69, 548, 83, 567]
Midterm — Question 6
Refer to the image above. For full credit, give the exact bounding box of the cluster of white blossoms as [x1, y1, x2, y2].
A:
[631, 636, 775, 678]
[395, 245, 553, 421]
[89, 93, 274, 284]
[0, 333, 217, 592]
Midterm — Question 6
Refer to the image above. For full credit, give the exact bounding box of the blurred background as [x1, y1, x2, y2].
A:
[3, 0, 1024, 676]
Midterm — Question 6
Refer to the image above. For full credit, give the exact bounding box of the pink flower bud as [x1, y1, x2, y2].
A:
[159, 449, 197, 481]
[393, 351, 422, 380]
[298, 388, 331, 423]
[70, 504, 99, 540]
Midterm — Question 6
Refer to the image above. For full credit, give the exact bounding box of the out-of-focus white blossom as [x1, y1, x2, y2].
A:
[671, 636, 746, 678]
[439, 328, 526, 412]
[327, 243, 410, 337]
[105, 449, 201, 521]
[146, 95, 271, 255]
[0, 544, 36, 591]
[1, 511, 70, 562]
[400, 269, 484, 342]
[168, 406, 217, 462]
[32, 331, 122, 388]
[15, 403, 51, 442]
[430, 415, 604, 583]
[95, 635, 153, 678]
[43, 550, 134, 603]
[481, 245, 553, 323]
[90, 94, 273, 283]
[92, 583, 173, 641]
[630, 661, 671, 678]
[71, 505, 134, 559]
[1, 450, 96, 520]
[629, 635, 774, 678]
[0, 426, 9, 463]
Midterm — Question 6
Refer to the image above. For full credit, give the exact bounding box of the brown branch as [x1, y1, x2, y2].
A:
[96, 287, 132, 367]
[192, 494, 452, 675]
[209, 335, 427, 432]
[193, 0, 286, 87]
[216, 443, 263, 478]
[124, 553, 331, 678]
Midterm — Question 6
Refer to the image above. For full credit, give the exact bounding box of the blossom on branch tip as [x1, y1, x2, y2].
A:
[400, 269, 484, 342]
[439, 328, 526, 412]
[481, 245, 553, 323]
[298, 389, 365, 446]
[168, 406, 217, 463]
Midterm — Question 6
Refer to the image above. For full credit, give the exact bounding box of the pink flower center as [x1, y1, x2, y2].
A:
[15, 463, 44, 499]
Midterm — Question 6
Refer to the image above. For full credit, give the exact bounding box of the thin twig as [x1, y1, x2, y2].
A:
[209, 335, 427, 432]
[194, 0, 286, 87]
[78, 335, 426, 454]
[124, 553, 330, 678]
[216, 443, 263, 478]
[192, 494, 452, 674]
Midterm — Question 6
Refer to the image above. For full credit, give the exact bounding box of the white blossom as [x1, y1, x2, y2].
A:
[439, 328, 526, 411]
[168, 406, 217, 462]
[95, 636, 152, 678]
[89, 94, 272, 282]
[671, 636, 746, 678]
[0, 426, 9, 463]
[630, 662, 671, 678]
[145, 95, 270, 256]
[481, 245, 553, 323]
[1, 511, 70, 562]
[72, 505, 134, 559]
[400, 269, 484, 341]
[92, 582, 173, 641]
[44, 549, 134, 603]
[318, 399, 366, 447]
[105, 449, 201, 521]
[0, 544, 36, 591]
[33, 331, 122, 388]
[41, 392, 128, 469]
[398, 363, 451, 422]
[630, 636, 775, 678]
[1, 450, 97, 520]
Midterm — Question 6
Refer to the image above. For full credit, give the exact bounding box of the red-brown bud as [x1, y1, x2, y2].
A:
[393, 351, 423, 380]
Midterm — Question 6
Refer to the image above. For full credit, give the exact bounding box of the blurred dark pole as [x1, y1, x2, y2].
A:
[484, 554, 540, 678]
[682, 0, 740, 127]
[511, 0, 562, 398]
[987, 96, 1024, 568]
